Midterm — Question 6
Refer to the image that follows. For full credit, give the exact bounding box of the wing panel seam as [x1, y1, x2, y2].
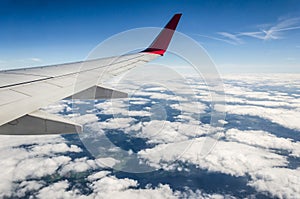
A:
[0, 54, 146, 89]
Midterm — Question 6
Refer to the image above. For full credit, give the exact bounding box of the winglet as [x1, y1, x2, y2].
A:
[142, 13, 182, 56]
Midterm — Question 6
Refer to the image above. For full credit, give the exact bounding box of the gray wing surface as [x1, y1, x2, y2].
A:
[0, 13, 182, 135]
[0, 53, 158, 134]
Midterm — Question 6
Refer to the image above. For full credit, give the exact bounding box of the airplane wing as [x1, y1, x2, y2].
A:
[0, 13, 182, 135]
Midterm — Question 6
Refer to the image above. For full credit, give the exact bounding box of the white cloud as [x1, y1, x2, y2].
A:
[195, 34, 241, 45]
[129, 101, 149, 105]
[95, 157, 120, 168]
[37, 180, 83, 199]
[179, 189, 236, 199]
[170, 101, 207, 114]
[138, 137, 287, 177]
[29, 57, 42, 62]
[29, 143, 82, 155]
[13, 156, 71, 181]
[144, 87, 168, 92]
[240, 17, 300, 41]
[138, 120, 190, 144]
[225, 104, 300, 130]
[249, 167, 300, 199]
[1, 73, 300, 198]
[60, 157, 97, 175]
[89, 177, 179, 199]
[42, 101, 71, 114]
[71, 114, 99, 125]
[218, 32, 243, 44]
[218, 120, 228, 125]
[0, 135, 83, 197]
[137, 135, 300, 198]
[128, 97, 150, 105]
[201, 17, 300, 45]
[33, 173, 234, 199]
[99, 117, 136, 129]
[16, 181, 44, 198]
[95, 99, 151, 117]
[133, 90, 188, 102]
[37, 178, 180, 199]
[87, 171, 111, 181]
[136, 120, 215, 144]
[226, 129, 300, 157]
[90, 176, 138, 194]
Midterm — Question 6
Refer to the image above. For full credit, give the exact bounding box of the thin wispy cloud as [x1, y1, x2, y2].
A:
[17, 58, 43, 63]
[239, 30, 280, 40]
[239, 17, 300, 40]
[217, 32, 243, 44]
[195, 34, 241, 45]
[197, 17, 300, 45]
[29, 57, 42, 62]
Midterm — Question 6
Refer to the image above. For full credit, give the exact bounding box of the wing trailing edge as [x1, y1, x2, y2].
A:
[0, 110, 82, 135]
[67, 86, 128, 100]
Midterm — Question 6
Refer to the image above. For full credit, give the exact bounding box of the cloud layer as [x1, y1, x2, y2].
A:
[0, 73, 300, 198]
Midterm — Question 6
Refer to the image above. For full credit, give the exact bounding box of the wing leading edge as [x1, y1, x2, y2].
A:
[0, 13, 182, 135]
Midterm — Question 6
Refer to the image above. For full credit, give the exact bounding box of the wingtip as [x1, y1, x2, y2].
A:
[164, 13, 182, 30]
[142, 13, 182, 56]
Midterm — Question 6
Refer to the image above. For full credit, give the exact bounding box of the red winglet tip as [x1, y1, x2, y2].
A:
[164, 13, 182, 30]
[142, 13, 182, 56]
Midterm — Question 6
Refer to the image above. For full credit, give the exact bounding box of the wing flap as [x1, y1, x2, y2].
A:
[67, 85, 128, 100]
[0, 110, 82, 135]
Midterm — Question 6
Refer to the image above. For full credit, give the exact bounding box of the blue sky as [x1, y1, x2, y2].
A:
[0, 0, 300, 73]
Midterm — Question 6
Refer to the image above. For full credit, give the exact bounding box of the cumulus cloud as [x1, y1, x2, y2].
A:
[226, 129, 300, 157]
[95, 157, 120, 168]
[138, 137, 287, 176]
[0, 135, 77, 197]
[137, 135, 300, 198]
[136, 120, 216, 144]
[71, 114, 99, 125]
[205, 74, 300, 132]
[35, 178, 180, 199]
[87, 171, 111, 181]
[138, 120, 190, 144]
[60, 157, 97, 175]
[14, 156, 71, 181]
[37, 180, 81, 199]
[225, 104, 300, 130]
[29, 143, 82, 155]
[170, 101, 207, 114]
[95, 99, 151, 117]
[16, 181, 44, 198]
[0, 133, 187, 199]
[144, 87, 168, 92]
[249, 167, 300, 199]
[99, 117, 137, 129]
[42, 101, 71, 114]
[1, 73, 300, 198]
